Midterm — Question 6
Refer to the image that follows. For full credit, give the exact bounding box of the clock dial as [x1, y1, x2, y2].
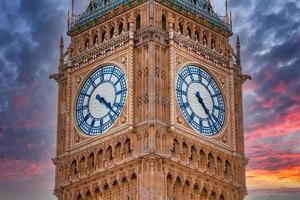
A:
[76, 65, 127, 136]
[176, 65, 226, 136]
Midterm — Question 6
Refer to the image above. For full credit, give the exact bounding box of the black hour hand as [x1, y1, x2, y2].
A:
[96, 94, 117, 115]
[195, 92, 210, 116]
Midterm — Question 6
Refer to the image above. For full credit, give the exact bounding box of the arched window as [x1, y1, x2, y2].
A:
[219, 194, 226, 200]
[125, 138, 132, 155]
[203, 34, 208, 46]
[127, 22, 130, 31]
[187, 27, 192, 38]
[79, 156, 86, 174]
[211, 38, 216, 50]
[195, 31, 200, 42]
[107, 146, 113, 161]
[208, 152, 215, 170]
[101, 31, 106, 42]
[85, 191, 92, 200]
[71, 160, 77, 176]
[97, 149, 104, 168]
[179, 22, 183, 34]
[93, 34, 98, 46]
[115, 142, 121, 160]
[85, 39, 90, 50]
[118, 22, 124, 35]
[136, 15, 141, 30]
[76, 194, 83, 200]
[225, 160, 232, 178]
[110, 27, 115, 38]
[182, 142, 188, 160]
[162, 14, 167, 30]
[172, 139, 179, 156]
[199, 149, 206, 167]
[200, 188, 208, 199]
[88, 152, 95, 169]
[190, 145, 197, 163]
[209, 191, 217, 200]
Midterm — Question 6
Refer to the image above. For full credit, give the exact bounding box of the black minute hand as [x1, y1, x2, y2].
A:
[96, 94, 117, 115]
[195, 92, 210, 116]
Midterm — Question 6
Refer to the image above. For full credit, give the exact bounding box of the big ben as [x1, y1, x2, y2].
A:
[51, 0, 249, 199]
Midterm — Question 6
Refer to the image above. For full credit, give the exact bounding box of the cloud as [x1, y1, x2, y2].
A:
[230, 0, 300, 192]
[0, 0, 67, 198]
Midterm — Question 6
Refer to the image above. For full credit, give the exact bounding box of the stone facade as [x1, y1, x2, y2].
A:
[51, 1, 250, 199]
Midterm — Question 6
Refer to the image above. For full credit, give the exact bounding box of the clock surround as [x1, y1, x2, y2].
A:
[176, 64, 226, 136]
[75, 64, 127, 136]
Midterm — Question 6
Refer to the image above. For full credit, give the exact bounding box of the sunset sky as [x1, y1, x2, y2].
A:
[0, 0, 299, 200]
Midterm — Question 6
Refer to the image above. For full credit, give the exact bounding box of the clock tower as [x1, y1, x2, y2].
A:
[51, 0, 249, 199]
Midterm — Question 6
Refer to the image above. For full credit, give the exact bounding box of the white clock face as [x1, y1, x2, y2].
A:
[76, 65, 127, 136]
[176, 65, 226, 136]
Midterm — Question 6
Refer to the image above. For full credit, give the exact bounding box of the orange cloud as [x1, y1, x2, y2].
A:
[247, 166, 300, 190]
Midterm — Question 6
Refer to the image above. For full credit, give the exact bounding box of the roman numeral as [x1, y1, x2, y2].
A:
[189, 112, 195, 122]
[90, 78, 97, 88]
[90, 119, 95, 127]
[207, 77, 212, 87]
[187, 67, 194, 81]
[77, 105, 88, 111]
[180, 102, 190, 108]
[207, 117, 217, 132]
[198, 75, 203, 83]
[99, 118, 103, 133]
[212, 113, 221, 126]
[84, 115, 90, 122]
[109, 66, 116, 81]
[116, 88, 127, 95]
[212, 93, 221, 98]
[214, 105, 225, 112]
[179, 74, 188, 85]
[99, 70, 104, 82]
[114, 74, 125, 86]
[88, 119, 95, 134]
[80, 92, 91, 97]
[176, 89, 187, 96]
[108, 112, 116, 121]
[113, 102, 123, 108]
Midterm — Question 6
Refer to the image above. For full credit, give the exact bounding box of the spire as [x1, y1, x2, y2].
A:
[71, 0, 74, 16]
[225, 0, 228, 18]
[68, 10, 70, 30]
[59, 36, 64, 70]
[236, 35, 241, 66]
[230, 11, 232, 30]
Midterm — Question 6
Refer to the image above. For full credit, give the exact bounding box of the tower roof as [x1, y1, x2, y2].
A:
[68, 0, 231, 35]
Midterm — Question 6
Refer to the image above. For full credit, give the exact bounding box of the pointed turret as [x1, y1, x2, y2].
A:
[225, 0, 228, 21]
[230, 11, 232, 30]
[236, 35, 241, 67]
[59, 36, 64, 71]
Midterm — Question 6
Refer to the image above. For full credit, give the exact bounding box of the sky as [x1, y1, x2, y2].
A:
[0, 0, 299, 200]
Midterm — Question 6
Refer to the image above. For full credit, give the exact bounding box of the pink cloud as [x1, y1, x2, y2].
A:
[271, 82, 288, 93]
[0, 159, 54, 182]
[243, 81, 260, 93]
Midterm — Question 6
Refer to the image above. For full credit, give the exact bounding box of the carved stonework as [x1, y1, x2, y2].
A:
[53, 1, 247, 200]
